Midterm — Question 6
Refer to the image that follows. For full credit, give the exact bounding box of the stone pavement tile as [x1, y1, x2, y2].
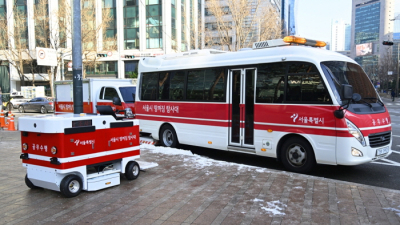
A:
[339, 214, 363, 225]
[13, 206, 69, 225]
[45, 202, 109, 224]
[375, 189, 400, 225]
[337, 201, 358, 215]
[93, 205, 148, 224]
[74, 212, 111, 224]
[167, 207, 198, 223]
[192, 206, 223, 224]
[160, 221, 181, 225]
[156, 199, 182, 209]
[248, 212, 274, 225]
[310, 209, 330, 224]
[365, 206, 391, 225]
[220, 215, 243, 225]
[281, 201, 303, 222]
[3, 204, 39, 220]
[130, 217, 156, 225]
[143, 205, 173, 220]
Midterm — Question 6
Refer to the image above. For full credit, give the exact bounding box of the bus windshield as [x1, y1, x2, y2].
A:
[321, 61, 377, 104]
[119, 87, 136, 103]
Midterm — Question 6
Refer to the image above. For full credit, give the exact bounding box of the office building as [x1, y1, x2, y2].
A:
[345, 24, 351, 51]
[331, 21, 351, 52]
[0, 0, 201, 95]
[350, 0, 395, 71]
[287, 0, 296, 35]
[331, 21, 346, 51]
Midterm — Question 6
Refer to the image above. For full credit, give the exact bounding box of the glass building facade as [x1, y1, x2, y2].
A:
[123, 0, 139, 50]
[146, 0, 162, 49]
[354, 2, 380, 68]
[288, 0, 295, 35]
[102, 0, 117, 47]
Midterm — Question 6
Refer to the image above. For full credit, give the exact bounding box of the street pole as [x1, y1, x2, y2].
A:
[72, 0, 83, 114]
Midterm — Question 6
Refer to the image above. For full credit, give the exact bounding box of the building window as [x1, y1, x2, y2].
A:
[23, 60, 49, 74]
[58, 0, 68, 48]
[14, 0, 28, 49]
[0, 0, 7, 50]
[125, 61, 138, 78]
[84, 61, 118, 77]
[181, 1, 186, 51]
[146, 0, 162, 49]
[171, 0, 177, 50]
[34, 0, 49, 48]
[102, 0, 117, 49]
[124, 0, 139, 49]
[82, 0, 96, 51]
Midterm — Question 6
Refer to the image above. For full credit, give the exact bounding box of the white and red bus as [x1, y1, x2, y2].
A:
[136, 36, 392, 173]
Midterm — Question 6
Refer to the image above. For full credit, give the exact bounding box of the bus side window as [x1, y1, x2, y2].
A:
[256, 63, 286, 103]
[286, 62, 332, 104]
[159, 72, 170, 100]
[187, 70, 205, 101]
[141, 72, 158, 100]
[170, 71, 186, 101]
[205, 69, 225, 102]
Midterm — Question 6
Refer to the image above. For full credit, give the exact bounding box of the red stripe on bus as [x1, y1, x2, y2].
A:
[136, 102, 391, 136]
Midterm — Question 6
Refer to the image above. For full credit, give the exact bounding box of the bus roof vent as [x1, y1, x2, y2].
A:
[252, 39, 289, 49]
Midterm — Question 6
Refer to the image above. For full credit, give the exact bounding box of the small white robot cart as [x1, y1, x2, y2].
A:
[19, 114, 141, 197]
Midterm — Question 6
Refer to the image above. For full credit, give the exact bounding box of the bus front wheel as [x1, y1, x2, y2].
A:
[281, 137, 315, 173]
[160, 124, 178, 148]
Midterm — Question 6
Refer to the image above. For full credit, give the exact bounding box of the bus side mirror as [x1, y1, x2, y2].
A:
[334, 110, 345, 119]
[334, 84, 354, 119]
[342, 84, 353, 100]
[112, 97, 122, 106]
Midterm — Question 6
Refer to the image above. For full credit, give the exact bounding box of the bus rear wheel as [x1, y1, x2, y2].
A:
[160, 124, 178, 148]
[281, 137, 315, 173]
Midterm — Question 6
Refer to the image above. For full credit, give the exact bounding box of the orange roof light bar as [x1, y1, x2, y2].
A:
[283, 36, 326, 47]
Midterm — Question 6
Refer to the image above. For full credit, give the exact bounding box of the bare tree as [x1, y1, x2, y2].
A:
[205, 0, 281, 51]
[258, 4, 282, 42]
[81, 0, 117, 78]
[377, 48, 397, 92]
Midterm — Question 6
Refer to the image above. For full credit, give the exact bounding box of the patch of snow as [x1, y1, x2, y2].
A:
[383, 207, 400, 216]
[260, 200, 287, 216]
[253, 198, 264, 202]
[293, 186, 303, 189]
[141, 145, 273, 173]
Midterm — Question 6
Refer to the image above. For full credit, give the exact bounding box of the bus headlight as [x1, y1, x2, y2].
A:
[351, 148, 363, 157]
[125, 108, 134, 118]
[346, 119, 366, 147]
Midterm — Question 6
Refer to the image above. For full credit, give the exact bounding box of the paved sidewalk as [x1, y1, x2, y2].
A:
[1, 130, 400, 225]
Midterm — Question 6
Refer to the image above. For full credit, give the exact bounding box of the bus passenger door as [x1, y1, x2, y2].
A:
[229, 68, 255, 149]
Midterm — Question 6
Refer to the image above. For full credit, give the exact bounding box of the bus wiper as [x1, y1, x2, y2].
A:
[359, 99, 372, 108]
[363, 97, 384, 106]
